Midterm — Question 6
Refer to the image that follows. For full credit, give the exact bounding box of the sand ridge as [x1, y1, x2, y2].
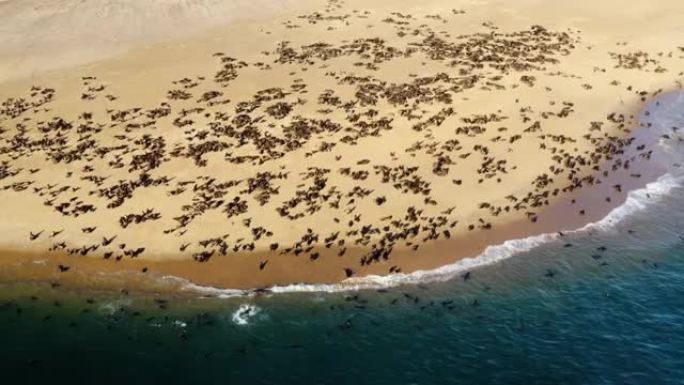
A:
[0, 0, 683, 288]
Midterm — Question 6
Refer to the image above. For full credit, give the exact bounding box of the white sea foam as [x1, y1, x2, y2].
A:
[578, 172, 683, 232]
[179, 280, 246, 298]
[231, 304, 260, 325]
[98, 298, 133, 314]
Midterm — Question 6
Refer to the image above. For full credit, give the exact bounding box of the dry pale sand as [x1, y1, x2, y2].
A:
[0, 0, 683, 290]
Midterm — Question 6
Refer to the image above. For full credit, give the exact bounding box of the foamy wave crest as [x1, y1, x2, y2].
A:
[577, 172, 683, 232]
[231, 304, 260, 325]
[176, 280, 246, 298]
[98, 298, 133, 314]
[281, 233, 558, 292]
[174, 232, 557, 297]
[174, 171, 683, 297]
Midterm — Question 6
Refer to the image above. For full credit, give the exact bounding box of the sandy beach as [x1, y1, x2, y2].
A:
[0, 0, 683, 290]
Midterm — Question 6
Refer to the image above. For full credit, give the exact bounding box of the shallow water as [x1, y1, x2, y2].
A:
[1, 95, 684, 384]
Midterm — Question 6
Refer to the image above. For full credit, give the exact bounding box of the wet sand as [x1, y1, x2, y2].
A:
[0, 0, 683, 290]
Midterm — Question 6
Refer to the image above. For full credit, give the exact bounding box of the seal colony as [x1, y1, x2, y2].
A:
[0, 0, 683, 289]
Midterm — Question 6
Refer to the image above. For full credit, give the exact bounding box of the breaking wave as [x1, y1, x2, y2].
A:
[231, 304, 261, 325]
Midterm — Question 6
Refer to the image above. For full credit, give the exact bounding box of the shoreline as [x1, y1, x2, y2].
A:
[0, 94, 673, 292]
[1, 0, 684, 293]
[0, 163, 676, 296]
